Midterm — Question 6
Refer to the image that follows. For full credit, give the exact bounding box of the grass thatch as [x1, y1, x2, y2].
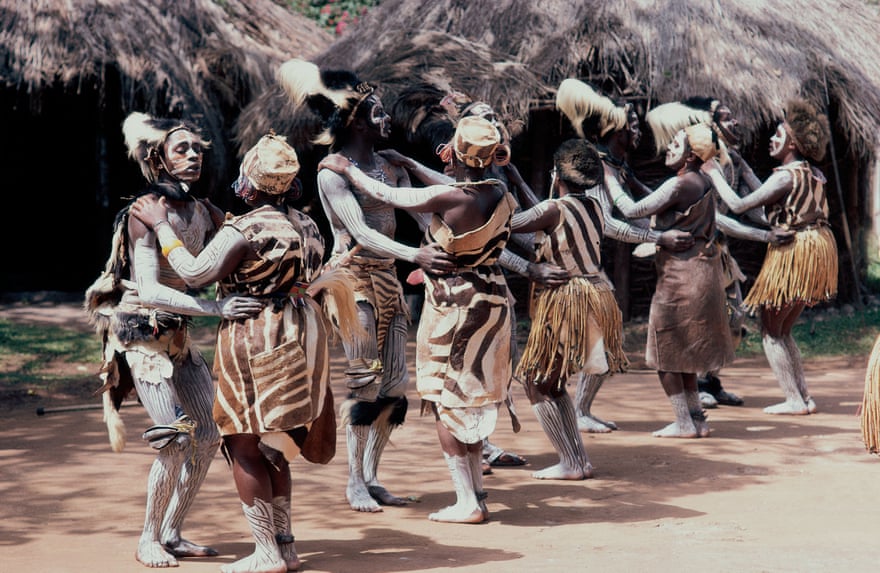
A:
[0, 0, 333, 172]
[235, 30, 547, 155]
[317, 0, 880, 157]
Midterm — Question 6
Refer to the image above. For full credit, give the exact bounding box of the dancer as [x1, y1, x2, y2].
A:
[702, 97, 836, 414]
[278, 59, 456, 512]
[611, 123, 735, 437]
[131, 132, 362, 573]
[85, 112, 261, 567]
[647, 97, 795, 408]
[455, 99, 534, 470]
[320, 115, 517, 523]
[512, 139, 626, 479]
[556, 78, 695, 432]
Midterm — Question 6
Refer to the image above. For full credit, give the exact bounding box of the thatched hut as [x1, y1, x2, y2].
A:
[302, 0, 880, 315]
[234, 30, 547, 209]
[0, 0, 331, 292]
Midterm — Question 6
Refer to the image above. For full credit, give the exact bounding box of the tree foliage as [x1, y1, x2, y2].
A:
[289, 0, 381, 36]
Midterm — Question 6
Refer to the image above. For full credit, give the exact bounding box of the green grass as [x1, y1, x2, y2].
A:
[0, 315, 219, 391]
[3, 307, 880, 393]
[0, 320, 101, 384]
[737, 307, 880, 358]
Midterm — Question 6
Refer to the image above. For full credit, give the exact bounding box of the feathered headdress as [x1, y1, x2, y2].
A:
[646, 102, 714, 156]
[783, 97, 830, 163]
[276, 58, 376, 148]
[556, 78, 629, 139]
[121, 112, 206, 183]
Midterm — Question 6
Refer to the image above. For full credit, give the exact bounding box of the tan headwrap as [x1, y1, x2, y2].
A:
[438, 116, 501, 168]
[684, 123, 728, 164]
[240, 133, 300, 195]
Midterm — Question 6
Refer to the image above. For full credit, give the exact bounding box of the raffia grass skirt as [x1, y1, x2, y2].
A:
[861, 334, 880, 454]
[517, 278, 628, 385]
[743, 226, 838, 312]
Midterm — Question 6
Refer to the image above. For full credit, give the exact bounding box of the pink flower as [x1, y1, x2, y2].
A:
[335, 20, 348, 35]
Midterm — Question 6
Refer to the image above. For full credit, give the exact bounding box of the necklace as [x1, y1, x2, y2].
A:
[348, 155, 387, 183]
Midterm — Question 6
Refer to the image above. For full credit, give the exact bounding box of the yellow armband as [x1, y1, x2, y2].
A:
[161, 240, 184, 258]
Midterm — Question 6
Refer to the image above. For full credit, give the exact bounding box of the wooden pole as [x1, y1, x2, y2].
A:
[823, 72, 863, 309]
[36, 400, 141, 416]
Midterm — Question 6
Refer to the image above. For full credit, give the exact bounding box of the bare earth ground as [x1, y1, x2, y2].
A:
[2, 301, 880, 573]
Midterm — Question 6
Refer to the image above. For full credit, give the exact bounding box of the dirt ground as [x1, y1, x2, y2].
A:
[2, 300, 879, 573]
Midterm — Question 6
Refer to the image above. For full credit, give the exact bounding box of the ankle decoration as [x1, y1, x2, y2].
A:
[275, 533, 294, 545]
[690, 409, 707, 422]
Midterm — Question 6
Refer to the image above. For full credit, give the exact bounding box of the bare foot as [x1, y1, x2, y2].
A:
[577, 415, 614, 433]
[220, 552, 286, 573]
[763, 401, 810, 415]
[694, 420, 711, 438]
[807, 397, 817, 413]
[532, 462, 593, 480]
[347, 478, 382, 512]
[136, 540, 178, 568]
[652, 422, 698, 438]
[368, 484, 408, 506]
[163, 538, 218, 558]
[428, 504, 486, 524]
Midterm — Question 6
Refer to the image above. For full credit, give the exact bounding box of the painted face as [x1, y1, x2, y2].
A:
[366, 95, 391, 139]
[714, 106, 740, 146]
[665, 129, 689, 169]
[162, 129, 203, 183]
[769, 123, 790, 160]
[626, 109, 642, 151]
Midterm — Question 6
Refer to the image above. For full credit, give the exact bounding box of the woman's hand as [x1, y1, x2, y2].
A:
[527, 262, 569, 287]
[700, 158, 722, 175]
[377, 149, 412, 168]
[130, 194, 170, 229]
[318, 154, 352, 174]
[414, 242, 456, 274]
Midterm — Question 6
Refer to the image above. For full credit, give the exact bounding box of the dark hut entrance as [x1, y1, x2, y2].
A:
[1, 79, 134, 293]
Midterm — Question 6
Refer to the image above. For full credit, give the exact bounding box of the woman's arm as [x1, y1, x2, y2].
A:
[320, 155, 459, 213]
[510, 201, 559, 234]
[130, 229, 260, 319]
[502, 162, 541, 209]
[607, 170, 682, 219]
[716, 212, 795, 245]
[703, 159, 792, 214]
[378, 149, 454, 186]
[130, 195, 250, 288]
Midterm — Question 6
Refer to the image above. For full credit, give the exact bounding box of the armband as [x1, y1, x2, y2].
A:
[498, 250, 530, 277]
[161, 240, 184, 258]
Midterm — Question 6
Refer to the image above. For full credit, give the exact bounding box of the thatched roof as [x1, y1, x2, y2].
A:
[323, 0, 880, 158]
[1, 0, 332, 169]
[235, 30, 546, 154]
